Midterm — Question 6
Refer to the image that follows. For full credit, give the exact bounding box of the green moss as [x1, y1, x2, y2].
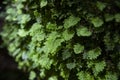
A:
[1, 0, 120, 80]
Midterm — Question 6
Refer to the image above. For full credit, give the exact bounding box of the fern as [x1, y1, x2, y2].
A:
[83, 47, 101, 60]
[92, 61, 106, 76]
[1, 0, 120, 80]
[77, 71, 94, 80]
[64, 15, 80, 29]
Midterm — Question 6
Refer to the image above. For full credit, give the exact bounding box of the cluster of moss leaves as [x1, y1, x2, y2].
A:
[1, 0, 120, 80]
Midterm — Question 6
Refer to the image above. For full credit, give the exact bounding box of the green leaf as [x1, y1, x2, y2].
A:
[96, 77, 105, 80]
[76, 26, 92, 36]
[62, 50, 72, 60]
[117, 62, 120, 70]
[8, 43, 16, 53]
[40, 0, 47, 8]
[104, 14, 114, 22]
[104, 32, 115, 50]
[44, 38, 63, 55]
[93, 61, 106, 76]
[48, 76, 58, 80]
[66, 63, 76, 70]
[43, 32, 63, 54]
[34, 10, 41, 23]
[62, 29, 74, 40]
[6, 8, 15, 14]
[17, 3, 24, 9]
[39, 69, 46, 78]
[91, 17, 103, 27]
[60, 68, 69, 79]
[50, 39, 64, 54]
[13, 48, 21, 56]
[64, 15, 80, 28]
[105, 72, 118, 80]
[77, 71, 94, 80]
[18, 29, 28, 37]
[46, 22, 57, 30]
[96, 1, 106, 11]
[30, 23, 45, 42]
[31, 32, 45, 42]
[73, 43, 84, 54]
[83, 47, 101, 60]
[39, 55, 53, 69]
[87, 61, 94, 68]
[17, 14, 31, 24]
[29, 23, 42, 36]
[114, 14, 120, 22]
[22, 51, 28, 60]
[29, 71, 36, 80]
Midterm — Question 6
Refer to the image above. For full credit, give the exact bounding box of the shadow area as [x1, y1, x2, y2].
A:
[0, 36, 28, 80]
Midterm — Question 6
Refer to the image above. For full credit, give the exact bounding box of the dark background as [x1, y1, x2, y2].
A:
[0, 1, 28, 80]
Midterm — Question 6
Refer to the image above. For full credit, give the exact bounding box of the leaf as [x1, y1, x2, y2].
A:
[39, 69, 46, 78]
[87, 61, 94, 68]
[114, 14, 120, 22]
[62, 50, 72, 60]
[30, 23, 45, 42]
[29, 23, 42, 36]
[93, 61, 106, 76]
[73, 43, 84, 54]
[39, 55, 53, 69]
[77, 71, 94, 80]
[40, 0, 47, 8]
[43, 32, 63, 54]
[91, 17, 103, 27]
[17, 3, 24, 9]
[60, 68, 69, 79]
[105, 72, 119, 80]
[50, 39, 64, 54]
[62, 29, 74, 40]
[13, 48, 21, 56]
[117, 62, 120, 70]
[31, 32, 45, 42]
[104, 32, 115, 50]
[34, 10, 41, 23]
[64, 15, 80, 28]
[104, 14, 114, 22]
[44, 38, 63, 55]
[18, 29, 28, 37]
[96, 1, 106, 11]
[17, 14, 31, 24]
[48, 76, 58, 80]
[22, 51, 28, 60]
[105, 72, 118, 80]
[8, 43, 16, 53]
[46, 22, 57, 30]
[66, 63, 76, 70]
[29, 71, 36, 80]
[83, 47, 101, 60]
[6, 8, 15, 14]
[76, 26, 92, 36]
